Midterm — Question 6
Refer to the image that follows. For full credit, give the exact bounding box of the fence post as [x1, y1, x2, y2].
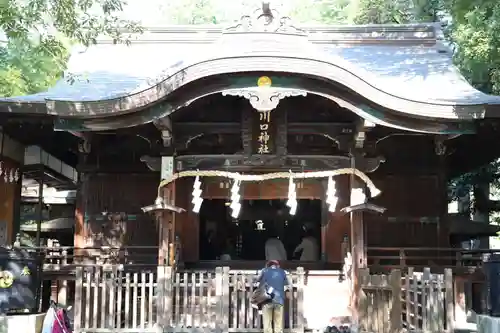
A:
[296, 267, 305, 333]
[58, 249, 68, 305]
[165, 266, 173, 328]
[74, 266, 83, 333]
[357, 267, 369, 330]
[389, 269, 402, 333]
[222, 266, 230, 333]
[444, 268, 454, 333]
[422, 267, 431, 331]
[156, 265, 165, 326]
[215, 267, 223, 332]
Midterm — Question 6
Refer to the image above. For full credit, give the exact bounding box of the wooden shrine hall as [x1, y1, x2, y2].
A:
[2, 3, 500, 332]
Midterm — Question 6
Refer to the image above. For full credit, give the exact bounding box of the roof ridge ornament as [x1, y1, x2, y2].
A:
[224, 1, 306, 35]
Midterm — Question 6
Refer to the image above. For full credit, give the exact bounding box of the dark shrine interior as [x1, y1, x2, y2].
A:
[198, 199, 322, 262]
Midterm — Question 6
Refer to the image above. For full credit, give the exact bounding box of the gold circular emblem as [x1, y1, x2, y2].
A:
[257, 76, 272, 87]
[0, 271, 14, 288]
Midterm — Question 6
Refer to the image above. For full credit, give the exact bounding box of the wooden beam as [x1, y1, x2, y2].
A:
[288, 122, 355, 136]
[174, 154, 385, 173]
[176, 121, 355, 134]
[175, 122, 240, 134]
[174, 121, 356, 148]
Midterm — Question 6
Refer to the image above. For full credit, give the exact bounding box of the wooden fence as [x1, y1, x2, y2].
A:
[359, 267, 454, 333]
[72, 265, 454, 333]
[73, 266, 306, 333]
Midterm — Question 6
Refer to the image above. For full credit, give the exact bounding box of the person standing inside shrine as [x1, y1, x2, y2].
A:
[265, 227, 287, 261]
[256, 260, 291, 333]
[293, 227, 319, 261]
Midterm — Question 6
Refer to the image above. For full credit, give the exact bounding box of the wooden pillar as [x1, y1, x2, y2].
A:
[11, 165, 22, 244]
[35, 165, 44, 247]
[159, 156, 175, 266]
[349, 209, 363, 330]
[74, 147, 89, 251]
[0, 159, 21, 245]
[320, 181, 328, 261]
[435, 138, 450, 250]
[157, 194, 175, 266]
[348, 153, 366, 332]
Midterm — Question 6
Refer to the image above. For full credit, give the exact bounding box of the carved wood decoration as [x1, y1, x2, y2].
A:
[153, 117, 173, 147]
[434, 137, 447, 156]
[223, 1, 306, 34]
[222, 87, 307, 112]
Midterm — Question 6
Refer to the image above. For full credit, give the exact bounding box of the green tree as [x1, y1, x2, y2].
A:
[0, 0, 141, 97]
[447, 0, 500, 94]
[349, 0, 440, 24]
[157, 0, 219, 25]
[444, 0, 500, 224]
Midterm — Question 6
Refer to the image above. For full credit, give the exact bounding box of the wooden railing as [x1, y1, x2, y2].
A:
[69, 264, 455, 333]
[10, 244, 492, 323]
[359, 267, 454, 333]
[73, 266, 306, 333]
[5, 242, 462, 333]
[15, 244, 159, 310]
[35, 245, 499, 271]
[28, 244, 492, 316]
[367, 247, 499, 271]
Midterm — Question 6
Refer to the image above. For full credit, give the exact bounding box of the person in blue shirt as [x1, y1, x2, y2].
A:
[256, 260, 292, 333]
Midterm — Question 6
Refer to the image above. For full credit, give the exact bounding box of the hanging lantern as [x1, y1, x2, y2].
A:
[13, 169, 19, 182]
[8, 169, 14, 183]
[191, 175, 203, 213]
[326, 176, 338, 212]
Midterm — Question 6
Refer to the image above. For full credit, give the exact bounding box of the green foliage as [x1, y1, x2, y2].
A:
[158, 0, 219, 25]
[351, 0, 405, 24]
[446, 0, 500, 94]
[444, 0, 500, 201]
[0, 38, 69, 97]
[349, 0, 443, 24]
[0, 0, 141, 97]
[448, 161, 500, 202]
[286, 0, 351, 24]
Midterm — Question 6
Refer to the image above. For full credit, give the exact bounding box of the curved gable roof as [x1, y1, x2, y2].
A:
[1, 21, 500, 123]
